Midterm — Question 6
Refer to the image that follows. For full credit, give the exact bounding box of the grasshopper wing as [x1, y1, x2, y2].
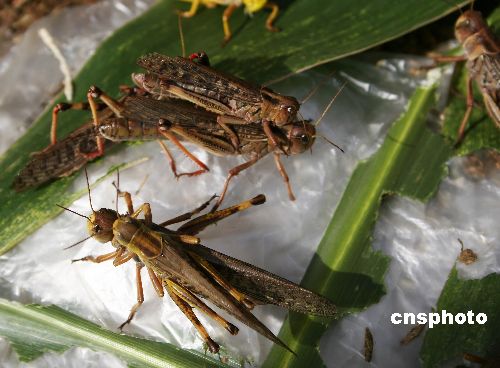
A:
[187, 244, 337, 317]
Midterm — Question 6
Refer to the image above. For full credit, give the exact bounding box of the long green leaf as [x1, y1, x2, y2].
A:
[420, 269, 500, 367]
[0, 299, 230, 367]
[263, 86, 453, 367]
[0, 0, 470, 256]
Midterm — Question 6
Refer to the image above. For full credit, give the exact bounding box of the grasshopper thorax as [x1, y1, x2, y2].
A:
[285, 121, 316, 154]
[261, 88, 300, 125]
[454, 10, 488, 44]
[87, 208, 118, 243]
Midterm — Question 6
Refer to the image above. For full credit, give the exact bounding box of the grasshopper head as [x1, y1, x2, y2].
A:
[131, 73, 162, 95]
[87, 208, 117, 243]
[454, 10, 486, 43]
[285, 121, 316, 154]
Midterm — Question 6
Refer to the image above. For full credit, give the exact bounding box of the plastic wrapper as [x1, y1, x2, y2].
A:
[0, 2, 499, 367]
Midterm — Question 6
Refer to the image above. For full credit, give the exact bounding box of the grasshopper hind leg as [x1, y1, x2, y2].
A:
[165, 280, 221, 354]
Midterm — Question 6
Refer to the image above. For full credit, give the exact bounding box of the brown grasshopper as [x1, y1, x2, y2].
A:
[178, 0, 280, 45]
[433, 9, 499, 144]
[12, 87, 210, 191]
[94, 89, 318, 210]
[134, 52, 301, 151]
[61, 175, 337, 354]
[13, 122, 101, 192]
[14, 85, 317, 210]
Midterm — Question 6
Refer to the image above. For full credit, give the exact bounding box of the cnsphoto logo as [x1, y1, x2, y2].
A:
[391, 310, 487, 328]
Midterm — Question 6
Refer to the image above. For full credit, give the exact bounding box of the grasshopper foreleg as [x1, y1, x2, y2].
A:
[71, 248, 123, 264]
[112, 248, 135, 266]
[262, 120, 287, 155]
[273, 152, 295, 201]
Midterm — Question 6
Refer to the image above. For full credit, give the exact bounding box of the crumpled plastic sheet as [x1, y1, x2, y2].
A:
[0, 0, 155, 155]
[0, 2, 499, 367]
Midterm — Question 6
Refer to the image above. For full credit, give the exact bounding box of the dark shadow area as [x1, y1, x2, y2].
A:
[378, 0, 497, 55]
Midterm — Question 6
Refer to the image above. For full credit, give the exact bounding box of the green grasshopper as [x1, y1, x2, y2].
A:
[61, 174, 337, 353]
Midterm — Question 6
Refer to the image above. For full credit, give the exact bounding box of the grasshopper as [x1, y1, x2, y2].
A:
[12, 87, 210, 191]
[433, 9, 499, 144]
[95, 90, 317, 209]
[62, 175, 337, 353]
[13, 119, 111, 192]
[14, 85, 316, 210]
[134, 52, 301, 151]
[178, 0, 280, 45]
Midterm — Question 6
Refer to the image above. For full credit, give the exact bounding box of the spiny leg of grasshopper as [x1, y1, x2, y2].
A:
[90, 85, 209, 177]
[159, 194, 217, 227]
[172, 195, 265, 308]
[165, 280, 219, 354]
[212, 155, 261, 212]
[158, 128, 209, 178]
[178, 194, 265, 235]
[165, 279, 238, 354]
[212, 152, 294, 211]
[50, 101, 106, 146]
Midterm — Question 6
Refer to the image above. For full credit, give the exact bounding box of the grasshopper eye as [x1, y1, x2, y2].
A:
[299, 134, 309, 144]
[93, 224, 101, 233]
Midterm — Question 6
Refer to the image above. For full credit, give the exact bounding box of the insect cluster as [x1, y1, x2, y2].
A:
[8, 1, 499, 363]
[11, 9, 342, 353]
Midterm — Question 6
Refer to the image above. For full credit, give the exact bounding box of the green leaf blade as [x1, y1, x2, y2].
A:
[420, 269, 500, 368]
[0, 299, 229, 368]
[263, 85, 453, 367]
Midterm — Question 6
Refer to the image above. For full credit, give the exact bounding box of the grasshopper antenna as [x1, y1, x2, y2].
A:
[300, 70, 336, 105]
[178, 14, 186, 58]
[63, 235, 93, 250]
[314, 81, 348, 127]
[314, 134, 344, 153]
[84, 168, 94, 212]
[56, 204, 90, 220]
[441, 0, 463, 14]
